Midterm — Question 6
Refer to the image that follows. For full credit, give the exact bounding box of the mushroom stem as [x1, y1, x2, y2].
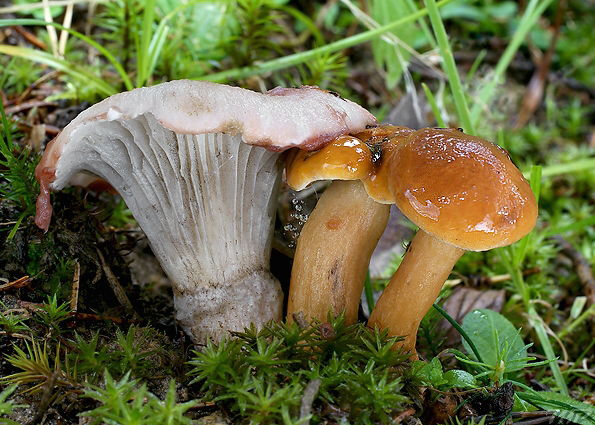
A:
[288, 180, 390, 325]
[367, 229, 464, 355]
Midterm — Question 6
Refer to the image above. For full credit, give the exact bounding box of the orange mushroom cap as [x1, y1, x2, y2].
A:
[388, 128, 538, 251]
[284, 125, 414, 203]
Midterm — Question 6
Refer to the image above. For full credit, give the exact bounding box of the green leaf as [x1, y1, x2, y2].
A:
[461, 309, 527, 369]
[411, 358, 445, 387]
[520, 391, 595, 425]
[442, 370, 477, 389]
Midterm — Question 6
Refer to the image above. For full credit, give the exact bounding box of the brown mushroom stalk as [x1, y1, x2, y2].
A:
[284, 126, 411, 324]
[288, 180, 389, 325]
[367, 230, 464, 351]
[34, 80, 377, 344]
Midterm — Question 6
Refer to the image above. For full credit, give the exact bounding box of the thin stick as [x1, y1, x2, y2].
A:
[70, 261, 80, 312]
[96, 249, 140, 319]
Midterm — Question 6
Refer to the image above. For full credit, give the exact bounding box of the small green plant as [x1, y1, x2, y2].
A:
[70, 331, 112, 380]
[80, 370, 197, 425]
[34, 295, 72, 335]
[518, 390, 595, 425]
[410, 357, 476, 392]
[0, 384, 28, 425]
[454, 309, 550, 385]
[0, 96, 39, 241]
[112, 325, 159, 376]
[222, 0, 285, 69]
[1, 56, 43, 95]
[0, 339, 79, 399]
[0, 303, 30, 334]
[188, 313, 411, 424]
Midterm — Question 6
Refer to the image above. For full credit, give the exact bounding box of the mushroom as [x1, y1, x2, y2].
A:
[284, 126, 413, 324]
[367, 127, 538, 355]
[34, 80, 377, 343]
[284, 126, 537, 352]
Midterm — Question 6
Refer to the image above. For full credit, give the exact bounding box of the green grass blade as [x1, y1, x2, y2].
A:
[137, 0, 157, 87]
[500, 251, 569, 395]
[545, 216, 595, 237]
[469, 0, 556, 127]
[422, 83, 446, 127]
[0, 45, 117, 97]
[201, 0, 452, 83]
[0, 87, 13, 147]
[425, 0, 474, 134]
[364, 270, 375, 314]
[513, 165, 541, 266]
[523, 158, 595, 179]
[432, 303, 484, 364]
[465, 49, 487, 83]
[403, 0, 437, 48]
[528, 305, 569, 395]
[0, 18, 133, 91]
[146, 23, 170, 85]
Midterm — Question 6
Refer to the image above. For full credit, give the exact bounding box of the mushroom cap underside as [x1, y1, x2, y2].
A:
[389, 128, 538, 251]
[34, 81, 378, 231]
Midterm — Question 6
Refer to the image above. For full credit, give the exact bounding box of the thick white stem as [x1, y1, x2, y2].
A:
[53, 113, 284, 343]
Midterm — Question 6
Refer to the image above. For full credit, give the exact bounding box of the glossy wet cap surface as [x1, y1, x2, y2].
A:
[389, 128, 538, 251]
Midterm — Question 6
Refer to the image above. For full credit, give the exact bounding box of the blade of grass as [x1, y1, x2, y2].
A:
[498, 248, 569, 395]
[0, 45, 118, 97]
[422, 83, 446, 127]
[403, 0, 437, 49]
[523, 158, 595, 179]
[364, 270, 375, 315]
[145, 23, 170, 86]
[513, 165, 541, 266]
[0, 90, 13, 148]
[137, 0, 157, 87]
[493, 166, 567, 393]
[465, 49, 487, 83]
[0, 0, 107, 14]
[0, 18, 133, 91]
[469, 0, 556, 128]
[557, 303, 595, 340]
[545, 216, 595, 237]
[432, 302, 484, 364]
[201, 0, 452, 83]
[425, 0, 474, 134]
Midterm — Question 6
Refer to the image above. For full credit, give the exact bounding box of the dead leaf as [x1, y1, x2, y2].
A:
[439, 287, 506, 345]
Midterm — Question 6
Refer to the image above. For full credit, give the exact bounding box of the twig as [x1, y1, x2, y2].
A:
[16, 69, 61, 105]
[96, 248, 140, 319]
[29, 371, 58, 425]
[393, 409, 416, 423]
[5, 100, 58, 115]
[72, 312, 142, 324]
[42, 0, 59, 57]
[11, 25, 47, 50]
[0, 331, 32, 340]
[70, 261, 80, 312]
[58, 0, 74, 57]
[0, 275, 34, 291]
[299, 378, 321, 423]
